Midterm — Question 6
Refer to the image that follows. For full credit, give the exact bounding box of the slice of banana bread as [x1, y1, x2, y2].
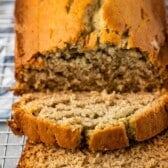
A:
[13, 0, 168, 95]
[17, 130, 168, 168]
[8, 91, 168, 151]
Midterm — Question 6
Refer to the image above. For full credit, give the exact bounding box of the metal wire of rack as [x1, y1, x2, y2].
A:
[0, 1, 25, 168]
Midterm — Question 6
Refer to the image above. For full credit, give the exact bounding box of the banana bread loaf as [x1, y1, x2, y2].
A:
[13, 0, 168, 95]
[8, 91, 168, 151]
[10, 0, 168, 153]
[17, 130, 168, 168]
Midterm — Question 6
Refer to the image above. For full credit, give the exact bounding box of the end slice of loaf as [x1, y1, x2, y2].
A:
[18, 130, 168, 168]
[8, 91, 168, 151]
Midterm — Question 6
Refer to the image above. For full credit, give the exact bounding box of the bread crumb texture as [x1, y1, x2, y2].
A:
[9, 91, 168, 151]
[18, 130, 168, 168]
[14, 47, 168, 94]
[11, 0, 168, 154]
[13, 0, 167, 95]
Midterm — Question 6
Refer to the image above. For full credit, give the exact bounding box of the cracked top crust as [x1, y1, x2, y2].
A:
[15, 0, 166, 69]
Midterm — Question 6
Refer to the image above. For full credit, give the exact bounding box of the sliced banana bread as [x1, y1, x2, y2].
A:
[13, 0, 168, 94]
[8, 91, 168, 151]
[17, 130, 168, 168]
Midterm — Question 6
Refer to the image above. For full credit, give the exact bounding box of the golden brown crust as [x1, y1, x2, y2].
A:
[88, 124, 129, 151]
[8, 99, 129, 151]
[14, 0, 39, 73]
[15, 0, 166, 75]
[158, 42, 168, 66]
[101, 0, 166, 58]
[130, 94, 168, 141]
[8, 92, 168, 151]
[8, 102, 81, 149]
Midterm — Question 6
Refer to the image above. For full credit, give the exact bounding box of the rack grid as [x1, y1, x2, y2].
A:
[0, 1, 25, 168]
[0, 123, 25, 168]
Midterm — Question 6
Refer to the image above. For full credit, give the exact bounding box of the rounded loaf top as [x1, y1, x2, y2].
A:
[15, 0, 166, 66]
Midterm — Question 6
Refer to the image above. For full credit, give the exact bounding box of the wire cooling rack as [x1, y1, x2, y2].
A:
[0, 1, 25, 168]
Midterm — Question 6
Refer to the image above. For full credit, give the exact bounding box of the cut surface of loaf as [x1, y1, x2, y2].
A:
[13, 0, 168, 94]
[14, 47, 168, 94]
[8, 91, 168, 151]
[18, 130, 168, 168]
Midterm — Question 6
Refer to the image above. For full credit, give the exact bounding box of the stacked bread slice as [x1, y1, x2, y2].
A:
[9, 0, 168, 167]
[17, 130, 168, 168]
[9, 91, 168, 151]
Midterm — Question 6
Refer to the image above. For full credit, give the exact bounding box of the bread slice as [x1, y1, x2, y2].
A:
[8, 91, 168, 151]
[18, 130, 168, 168]
[13, 0, 168, 95]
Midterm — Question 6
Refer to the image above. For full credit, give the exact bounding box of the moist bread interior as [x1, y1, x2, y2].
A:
[16, 47, 168, 94]
[20, 91, 165, 141]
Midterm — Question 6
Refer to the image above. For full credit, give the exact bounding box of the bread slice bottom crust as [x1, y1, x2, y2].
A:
[18, 130, 168, 168]
[8, 91, 168, 151]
